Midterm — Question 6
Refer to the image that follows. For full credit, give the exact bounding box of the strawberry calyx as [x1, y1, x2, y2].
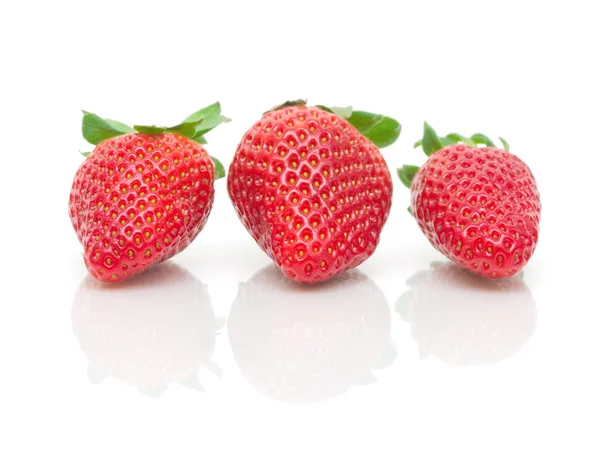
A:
[398, 122, 510, 215]
[264, 99, 401, 149]
[399, 122, 510, 189]
[80, 102, 230, 180]
[414, 121, 509, 157]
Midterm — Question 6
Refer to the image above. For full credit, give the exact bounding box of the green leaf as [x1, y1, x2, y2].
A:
[397, 165, 419, 188]
[347, 110, 401, 148]
[407, 206, 413, 216]
[183, 102, 222, 123]
[79, 150, 91, 157]
[316, 105, 353, 120]
[133, 124, 167, 134]
[211, 156, 225, 180]
[315, 104, 334, 114]
[167, 118, 204, 139]
[413, 139, 422, 149]
[499, 137, 510, 150]
[331, 106, 353, 119]
[444, 133, 465, 144]
[81, 111, 135, 145]
[471, 133, 496, 147]
[421, 122, 443, 156]
[183, 102, 231, 142]
[192, 135, 208, 145]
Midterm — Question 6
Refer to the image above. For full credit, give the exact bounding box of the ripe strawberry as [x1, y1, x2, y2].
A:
[227, 101, 400, 283]
[69, 103, 229, 282]
[398, 123, 541, 278]
[396, 262, 537, 366]
[227, 265, 392, 403]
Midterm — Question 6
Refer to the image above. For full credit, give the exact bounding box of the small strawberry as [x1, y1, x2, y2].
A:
[227, 100, 400, 283]
[398, 123, 541, 278]
[69, 103, 229, 282]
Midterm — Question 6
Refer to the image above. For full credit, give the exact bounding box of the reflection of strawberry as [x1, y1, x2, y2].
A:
[71, 262, 221, 395]
[227, 101, 400, 283]
[69, 104, 229, 282]
[396, 262, 537, 366]
[228, 265, 392, 403]
[398, 123, 541, 278]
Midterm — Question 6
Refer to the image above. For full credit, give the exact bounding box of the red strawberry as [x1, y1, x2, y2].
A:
[398, 123, 541, 278]
[69, 103, 229, 282]
[227, 101, 400, 283]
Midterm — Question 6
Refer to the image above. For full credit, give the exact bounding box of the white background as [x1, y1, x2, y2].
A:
[2, 0, 599, 448]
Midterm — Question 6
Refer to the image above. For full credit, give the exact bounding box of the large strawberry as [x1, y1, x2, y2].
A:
[69, 103, 229, 282]
[398, 123, 541, 278]
[227, 100, 400, 283]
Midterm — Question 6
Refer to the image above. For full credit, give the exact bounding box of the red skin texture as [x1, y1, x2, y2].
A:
[69, 132, 215, 282]
[411, 144, 541, 278]
[227, 106, 393, 283]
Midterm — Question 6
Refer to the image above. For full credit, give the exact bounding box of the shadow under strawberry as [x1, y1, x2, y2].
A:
[71, 262, 224, 397]
[396, 262, 537, 366]
[227, 265, 394, 404]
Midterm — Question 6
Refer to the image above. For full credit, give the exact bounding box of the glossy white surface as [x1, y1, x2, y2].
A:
[2, 0, 599, 448]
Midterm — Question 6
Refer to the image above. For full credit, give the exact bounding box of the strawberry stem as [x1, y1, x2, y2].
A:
[264, 99, 307, 114]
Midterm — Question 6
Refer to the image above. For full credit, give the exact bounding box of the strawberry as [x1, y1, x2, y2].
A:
[396, 262, 537, 366]
[398, 123, 541, 278]
[69, 103, 229, 282]
[227, 265, 392, 403]
[227, 100, 400, 283]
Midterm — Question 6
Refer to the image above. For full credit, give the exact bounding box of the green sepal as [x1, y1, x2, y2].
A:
[211, 156, 225, 180]
[499, 137, 510, 150]
[407, 206, 413, 216]
[397, 165, 419, 188]
[132, 125, 167, 134]
[471, 133, 496, 147]
[444, 133, 474, 145]
[79, 150, 91, 157]
[134, 118, 205, 139]
[421, 122, 443, 156]
[345, 110, 401, 148]
[166, 118, 204, 139]
[81, 111, 135, 145]
[315, 105, 353, 120]
[183, 102, 231, 143]
[82, 103, 229, 148]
